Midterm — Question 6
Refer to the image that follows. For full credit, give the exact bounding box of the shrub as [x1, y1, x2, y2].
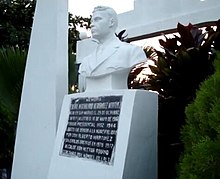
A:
[178, 51, 220, 179]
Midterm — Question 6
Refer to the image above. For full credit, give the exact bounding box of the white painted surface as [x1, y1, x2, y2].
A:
[68, 0, 134, 17]
[118, 0, 220, 39]
[78, 7, 147, 92]
[75, 0, 220, 44]
[47, 90, 158, 179]
[11, 0, 68, 179]
[84, 70, 130, 92]
[76, 39, 97, 64]
[76, 0, 220, 62]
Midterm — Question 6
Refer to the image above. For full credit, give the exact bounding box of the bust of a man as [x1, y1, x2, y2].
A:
[79, 6, 147, 91]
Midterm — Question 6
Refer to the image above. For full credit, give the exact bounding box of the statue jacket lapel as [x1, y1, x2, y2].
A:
[90, 38, 121, 74]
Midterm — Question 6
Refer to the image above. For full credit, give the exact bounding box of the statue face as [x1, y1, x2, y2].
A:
[91, 11, 112, 41]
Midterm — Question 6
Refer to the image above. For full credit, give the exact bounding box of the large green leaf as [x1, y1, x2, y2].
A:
[0, 47, 27, 168]
[0, 47, 26, 114]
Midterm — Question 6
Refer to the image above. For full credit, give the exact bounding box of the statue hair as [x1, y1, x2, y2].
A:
[92, 6, 118, 30]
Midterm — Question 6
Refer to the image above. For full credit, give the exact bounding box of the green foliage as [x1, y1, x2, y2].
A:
[142, 20, 220, 178]
[115, 29, 128, 42]
[147, 21, 220, 100]
[128, 46, 157, 89]
[69, 14, 91, 53]
[0, 47, 27, 168]
[0, 0, 36, 49]
[0, 0, 90, 90]
[68, 14, 91, 92]
[0, 1, 90, 170]
[178, 51, 220, 179]
[68, 52, 78, 93]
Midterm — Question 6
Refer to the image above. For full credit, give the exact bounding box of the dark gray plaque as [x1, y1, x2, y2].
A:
[60, 95, 123, 165]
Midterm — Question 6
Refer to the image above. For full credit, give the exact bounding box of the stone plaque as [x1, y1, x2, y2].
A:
[60, 95, 123, 165]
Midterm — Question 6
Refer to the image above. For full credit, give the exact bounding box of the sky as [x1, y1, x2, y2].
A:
[68, 0, 134, 17]
[68, 0, 162, 49]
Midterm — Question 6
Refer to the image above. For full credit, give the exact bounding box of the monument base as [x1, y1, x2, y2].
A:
[47, 89, 158, 179]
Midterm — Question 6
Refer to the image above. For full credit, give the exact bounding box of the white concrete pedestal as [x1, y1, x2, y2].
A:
[11, 0, 68, 179]
[47, 89, 158, 179]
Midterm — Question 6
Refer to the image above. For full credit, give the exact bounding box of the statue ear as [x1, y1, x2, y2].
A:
[109, 18, 114, 27]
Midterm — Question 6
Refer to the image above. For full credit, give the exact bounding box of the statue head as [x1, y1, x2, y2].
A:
[91, 6, 118, 41]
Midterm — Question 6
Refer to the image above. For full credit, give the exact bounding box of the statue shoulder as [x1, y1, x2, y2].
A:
[81, 52, 94, 63]
[120, 41, 142, 50]
[120, 42, 145, 55]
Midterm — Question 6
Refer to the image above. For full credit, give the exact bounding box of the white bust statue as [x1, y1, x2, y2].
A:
[79, 6, 147, 92]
